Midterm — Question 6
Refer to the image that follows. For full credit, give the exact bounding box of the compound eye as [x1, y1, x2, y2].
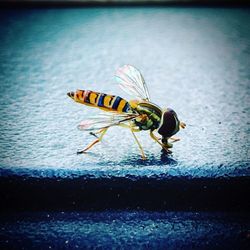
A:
[167, 108, 177, 115]
[158, 109, 179, 137]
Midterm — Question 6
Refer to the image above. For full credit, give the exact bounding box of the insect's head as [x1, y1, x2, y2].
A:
[158, 108, 181, 138]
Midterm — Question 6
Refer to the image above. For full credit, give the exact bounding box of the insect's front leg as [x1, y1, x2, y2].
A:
[152, 134, 179, 143]
[169, 137, 180, 142]
[77, 128, 108, 154]
[150, 130, 172, 153]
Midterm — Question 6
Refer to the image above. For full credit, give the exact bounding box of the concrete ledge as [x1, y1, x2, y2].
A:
[1, 175, 249, 211]
[1, 211, 250, 249]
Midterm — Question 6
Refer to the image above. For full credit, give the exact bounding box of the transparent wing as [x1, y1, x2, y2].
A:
[77, 112, 139, 132]
[115, 64, 151, 101]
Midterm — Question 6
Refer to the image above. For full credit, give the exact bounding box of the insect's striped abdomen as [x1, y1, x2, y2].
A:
[68, 90, 131, 113]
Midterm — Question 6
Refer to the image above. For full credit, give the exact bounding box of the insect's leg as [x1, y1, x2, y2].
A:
[119, 123, 140, 132]
[149, 130, 163, 146]
[89, 132, 98, 138]
[150, 130, 172, 153]
[118, 123, 146, 159]
[169, 137, 180, 142]
[130, 130, 147, 160]
[77, 128, 108, 154]
[148, 132, 179, 143]
[89, 128, 105, 138]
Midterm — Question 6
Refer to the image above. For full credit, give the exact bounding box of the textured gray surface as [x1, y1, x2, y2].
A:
[0, 7, 249, 178]
[1, 211, 250, 249]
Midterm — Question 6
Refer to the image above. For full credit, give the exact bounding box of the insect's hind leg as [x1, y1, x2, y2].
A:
[77, 128, 108, 154]
[89, 128, 105, 138]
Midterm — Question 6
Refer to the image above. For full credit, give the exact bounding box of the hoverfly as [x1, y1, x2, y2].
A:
[67, 65, 186, 160]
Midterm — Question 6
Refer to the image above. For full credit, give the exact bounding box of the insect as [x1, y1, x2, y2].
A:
[67, 65, 186, 160]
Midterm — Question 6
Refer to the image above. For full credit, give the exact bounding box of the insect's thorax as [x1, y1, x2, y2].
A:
[130, 101, 162, 131]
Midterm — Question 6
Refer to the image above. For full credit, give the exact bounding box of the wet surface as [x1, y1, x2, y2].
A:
[0, 7, 249, 178]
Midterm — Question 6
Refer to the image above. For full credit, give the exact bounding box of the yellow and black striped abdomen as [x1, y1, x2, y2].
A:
[70, 90, 131, 113]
